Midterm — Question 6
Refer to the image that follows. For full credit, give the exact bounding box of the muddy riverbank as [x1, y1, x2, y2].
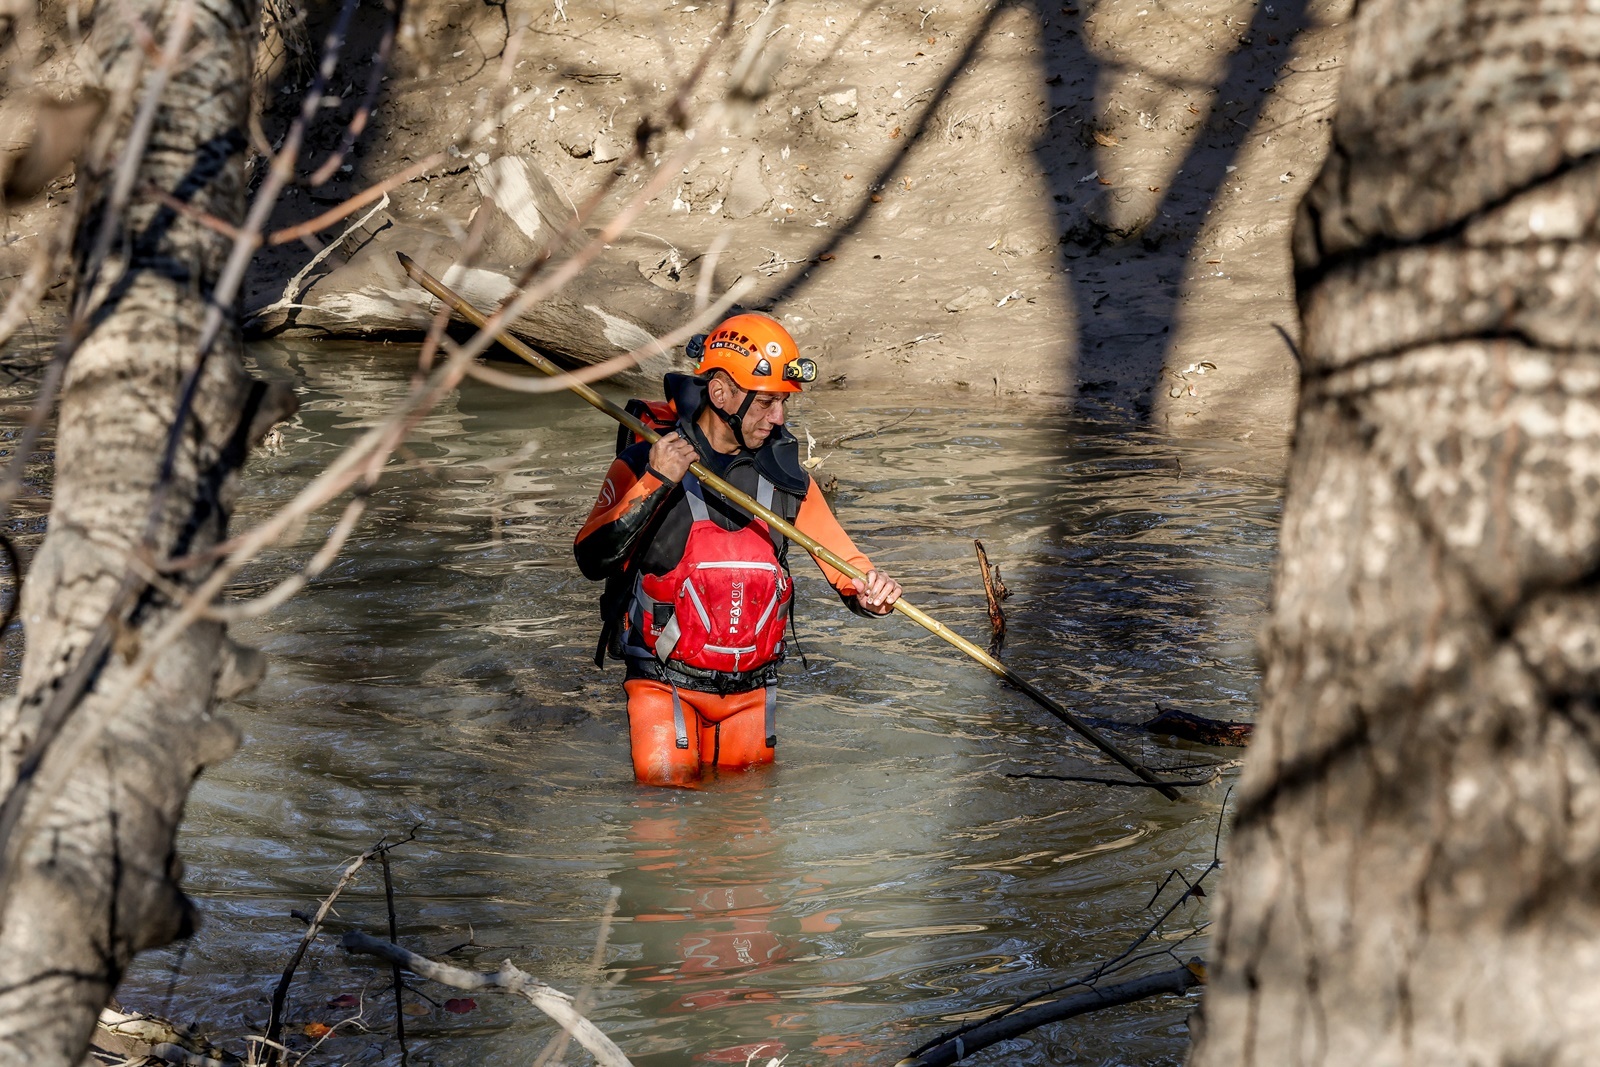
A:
[5, 0, 1349, 443]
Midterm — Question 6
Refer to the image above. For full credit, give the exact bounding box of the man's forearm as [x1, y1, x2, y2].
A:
[574, 471, 673, 578]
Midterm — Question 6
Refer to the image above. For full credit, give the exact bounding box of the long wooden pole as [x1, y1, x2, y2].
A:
[396, 253, 1182, 801]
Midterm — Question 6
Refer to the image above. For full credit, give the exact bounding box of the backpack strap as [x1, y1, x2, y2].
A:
[756, 476, 784, 552]
[668, 678, 690, 749]
[764, 681, 777, 749]
[682, 471, 712, 524]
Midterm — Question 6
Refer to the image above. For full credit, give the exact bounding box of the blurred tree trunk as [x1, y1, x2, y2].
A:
[0, 0, 282, 1061]
[1190, 1, 1600, 1064]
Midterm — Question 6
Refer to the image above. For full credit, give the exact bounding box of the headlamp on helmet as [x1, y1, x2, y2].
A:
[784, 357, 818, 384]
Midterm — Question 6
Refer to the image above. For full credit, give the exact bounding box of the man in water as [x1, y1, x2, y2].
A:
[574, 313, 902, 787]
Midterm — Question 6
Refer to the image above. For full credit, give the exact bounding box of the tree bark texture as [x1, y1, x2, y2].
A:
[0, 0, 275, 1062]
[250, 154, 696, 380]
[1190, 3, 1600, 1065]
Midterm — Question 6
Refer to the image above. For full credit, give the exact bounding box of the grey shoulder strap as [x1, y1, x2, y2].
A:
[683, 471, 711, 523]
[756, 476, 783, 552]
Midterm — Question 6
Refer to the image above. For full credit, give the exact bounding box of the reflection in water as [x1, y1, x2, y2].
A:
[35, 340, 1283, 1066]
[614, 786, 844, 1064]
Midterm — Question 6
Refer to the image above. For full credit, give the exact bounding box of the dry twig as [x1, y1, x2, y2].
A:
[264, 829, 416, 1057]
[531, 887, 622, 1067]
[973, 539, 1007, 656]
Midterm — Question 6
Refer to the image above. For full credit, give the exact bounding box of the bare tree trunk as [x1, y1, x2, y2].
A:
[1190, 2, 1600, 1064]
[0, 0, 281, 1061]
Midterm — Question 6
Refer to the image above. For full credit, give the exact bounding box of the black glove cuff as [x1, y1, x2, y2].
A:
[645, 463, 680, 485]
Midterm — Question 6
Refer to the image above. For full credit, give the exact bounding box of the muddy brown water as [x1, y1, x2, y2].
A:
[7, 340, 1280, 1065]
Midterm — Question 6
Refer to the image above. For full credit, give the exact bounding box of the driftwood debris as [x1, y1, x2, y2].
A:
[342, 930, 632, 1066]
[973, 538, 1008, 656]
[895, 964, 1203, 1067]
[1143, 705, 1253, 747]
[249, 155, 696, 380]
[92, 1008, 236, 1066]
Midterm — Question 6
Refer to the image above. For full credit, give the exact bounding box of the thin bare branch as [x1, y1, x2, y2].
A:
[142, 181, 242, 239]
[198, 491, 367, 622]
[378, 846, 405, 1057]
[267, 153, 444, 246]
[695, 229, 732, 312]
[456, 274, 752, 395]
[266, 830, 417, 1055]
[531, 888, 622, 1067]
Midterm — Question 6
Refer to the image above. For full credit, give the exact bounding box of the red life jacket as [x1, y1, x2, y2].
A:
[626, 471, 791, 675]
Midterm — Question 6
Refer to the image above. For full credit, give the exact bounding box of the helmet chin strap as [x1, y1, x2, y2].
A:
[713, 383, 759, 451]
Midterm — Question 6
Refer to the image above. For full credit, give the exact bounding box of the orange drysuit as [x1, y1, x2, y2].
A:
[575, 376, 880, 787]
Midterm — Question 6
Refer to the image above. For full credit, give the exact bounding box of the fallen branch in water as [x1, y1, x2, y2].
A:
[899, 793, 1230, 1064]
[893, 963, 1204, 1067]
[342, 930, 632, 1067]
[1142, 705, 1253, 747]
[1006, 770, 1225, 789]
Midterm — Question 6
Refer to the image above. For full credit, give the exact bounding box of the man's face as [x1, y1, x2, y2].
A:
[715, 379, 789, 448]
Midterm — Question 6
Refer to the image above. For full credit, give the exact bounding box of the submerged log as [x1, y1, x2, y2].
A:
[249, 155, 696, 379]
[896, 964, 1203, 1067]
[1142, 706, 1253, 747]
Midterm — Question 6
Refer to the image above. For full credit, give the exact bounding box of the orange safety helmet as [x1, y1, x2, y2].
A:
[694, 313, 817, 393]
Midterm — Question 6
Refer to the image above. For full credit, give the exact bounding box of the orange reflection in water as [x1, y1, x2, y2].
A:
[613, 788, 849, 1062]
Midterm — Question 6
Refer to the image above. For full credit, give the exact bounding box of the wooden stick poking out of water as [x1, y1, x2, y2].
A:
[896, 964, 1204, 1067]
[380, 847, 407, 1062]
[974, 539, 1007, 657]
